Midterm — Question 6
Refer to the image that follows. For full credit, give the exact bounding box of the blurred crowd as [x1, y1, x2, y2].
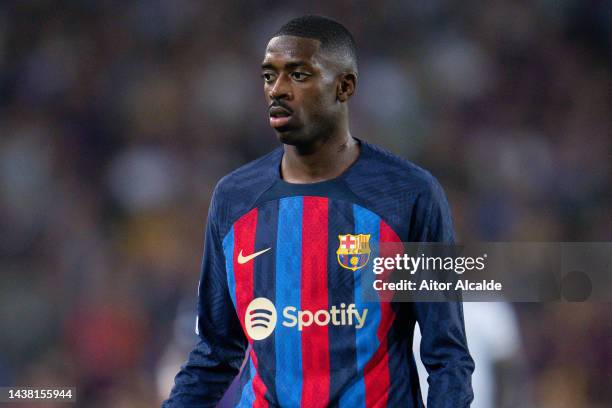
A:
[0, 1, 610, 407]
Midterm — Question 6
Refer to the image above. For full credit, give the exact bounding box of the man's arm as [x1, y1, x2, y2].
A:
[163, 189, 248, 407]
[410, 177, 475, 408]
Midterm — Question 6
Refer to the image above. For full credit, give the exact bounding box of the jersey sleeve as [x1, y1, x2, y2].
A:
[409, 178, 475, 408]
[163, 187, 248, 408]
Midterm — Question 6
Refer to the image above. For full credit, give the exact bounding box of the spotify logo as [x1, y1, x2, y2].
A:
[244, 297, 368, 341]
[245, 297, 277, 340]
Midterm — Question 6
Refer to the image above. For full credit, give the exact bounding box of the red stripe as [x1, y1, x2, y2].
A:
[300, 197, 330, 407]
[233, 209, 268, 408]
[364, 221, 403, 407]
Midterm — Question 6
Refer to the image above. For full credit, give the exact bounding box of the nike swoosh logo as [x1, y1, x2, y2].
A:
[237, 247, 271, 264]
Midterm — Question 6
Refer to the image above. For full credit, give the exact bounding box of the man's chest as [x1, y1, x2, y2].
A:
[222, 196, 402, 339]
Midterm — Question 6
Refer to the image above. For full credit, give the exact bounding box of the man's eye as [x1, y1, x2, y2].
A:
[261, 73, 275, 82]
[291, 72, 309, 81]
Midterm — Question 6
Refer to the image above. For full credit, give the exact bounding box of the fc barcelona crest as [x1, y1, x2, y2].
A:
[337, 234, 371, 271]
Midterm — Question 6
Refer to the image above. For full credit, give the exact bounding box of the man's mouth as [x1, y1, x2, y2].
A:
[269, 106, 293, 128]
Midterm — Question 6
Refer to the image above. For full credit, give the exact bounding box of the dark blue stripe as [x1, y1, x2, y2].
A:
[253, 200, 279, 404]
[387, 312, 419, 406]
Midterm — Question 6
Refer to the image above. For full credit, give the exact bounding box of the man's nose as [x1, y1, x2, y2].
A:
[268, 74, 292, 100]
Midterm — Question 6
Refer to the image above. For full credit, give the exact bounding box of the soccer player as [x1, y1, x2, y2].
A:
[163, 15, 474, 408]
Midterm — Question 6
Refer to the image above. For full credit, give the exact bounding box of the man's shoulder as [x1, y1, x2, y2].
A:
[214, 147, 283, 199]
[208, 147, 282, 235]
[344, 140, 451, 241]
[356, 141, 453, 241]
[355, 140, 444, 197]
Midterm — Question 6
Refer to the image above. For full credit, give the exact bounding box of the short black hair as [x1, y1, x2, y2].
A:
[273, 15, 357, 71]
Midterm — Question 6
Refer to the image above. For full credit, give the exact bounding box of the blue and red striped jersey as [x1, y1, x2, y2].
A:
[164, 140, 474, 408]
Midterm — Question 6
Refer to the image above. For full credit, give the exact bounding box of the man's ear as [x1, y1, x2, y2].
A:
[337, 72, 357, 102]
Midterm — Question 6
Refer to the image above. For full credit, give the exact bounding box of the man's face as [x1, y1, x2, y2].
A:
[261, 35, 341, 146]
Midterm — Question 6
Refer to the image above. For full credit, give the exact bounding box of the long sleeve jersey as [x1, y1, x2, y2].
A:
[163, 140, 474, 408]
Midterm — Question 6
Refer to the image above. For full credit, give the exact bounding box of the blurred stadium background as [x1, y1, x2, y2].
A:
[0, 1, 610, 407]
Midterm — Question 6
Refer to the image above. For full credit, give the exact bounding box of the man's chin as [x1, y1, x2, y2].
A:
[274, 126, 302, 145]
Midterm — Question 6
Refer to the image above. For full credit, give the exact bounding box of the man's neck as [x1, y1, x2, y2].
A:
[281, 132, 360, 184]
